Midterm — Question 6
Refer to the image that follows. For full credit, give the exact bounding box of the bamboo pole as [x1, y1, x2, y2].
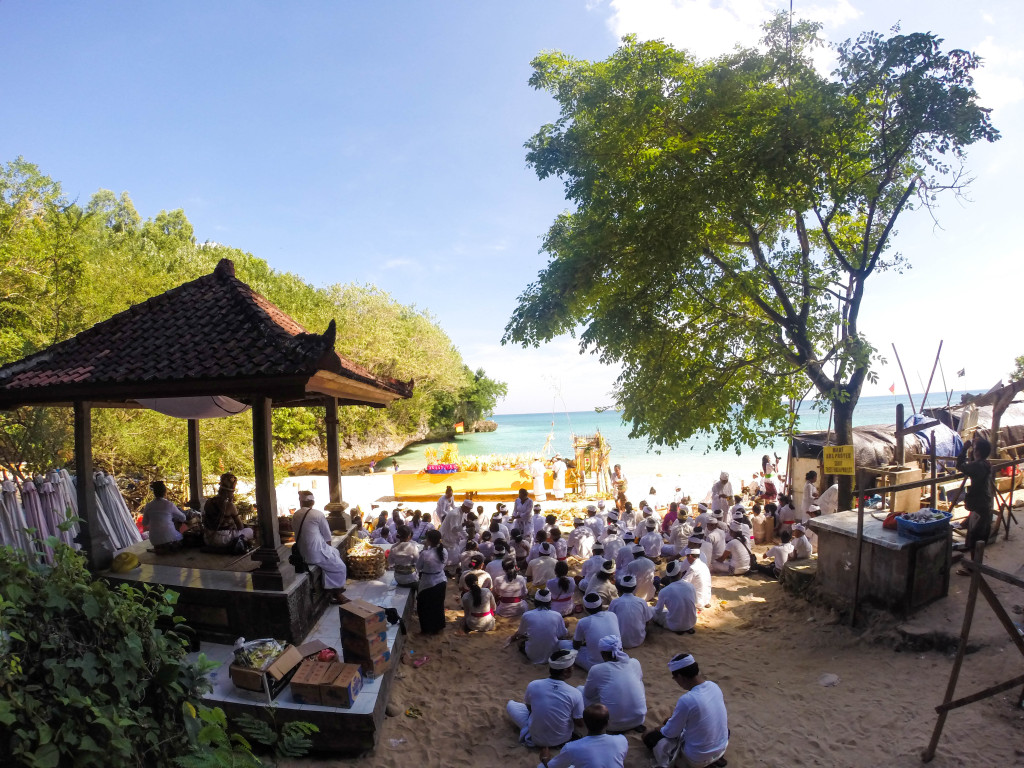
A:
[850, 493, 866, 627]
[920, 340, 943, 412]
[891, 343, 917, 414]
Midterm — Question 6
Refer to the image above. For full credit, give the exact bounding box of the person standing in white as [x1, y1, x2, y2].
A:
[644, 653, 729, 768]
[551, 454, 567, 500]
[434, 485, 455, 522]
[531, 457, 548, 501]
[294, 491, 347, 602]
[580, 635, 646, 732]
[710, 472, 733, 513]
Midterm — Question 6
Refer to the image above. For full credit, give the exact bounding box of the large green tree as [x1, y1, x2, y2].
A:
[504, 17, 997, 507]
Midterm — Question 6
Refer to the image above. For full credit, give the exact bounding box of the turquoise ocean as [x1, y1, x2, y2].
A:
[391, 391, 979, 500]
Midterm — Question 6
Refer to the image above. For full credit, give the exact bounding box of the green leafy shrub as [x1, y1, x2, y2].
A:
[0, 537, 212, 767]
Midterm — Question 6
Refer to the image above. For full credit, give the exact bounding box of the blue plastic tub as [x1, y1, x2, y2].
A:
[895, 509, 952, 537]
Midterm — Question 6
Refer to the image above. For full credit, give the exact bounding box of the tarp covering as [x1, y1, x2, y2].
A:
[924, 399, 1024, 448]
[791, 425, 913, 469]
[904, 413, 963, 465]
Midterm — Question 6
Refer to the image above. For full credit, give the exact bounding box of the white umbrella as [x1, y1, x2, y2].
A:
[20, 479, 53, 564]
[0, 478, 32, 556]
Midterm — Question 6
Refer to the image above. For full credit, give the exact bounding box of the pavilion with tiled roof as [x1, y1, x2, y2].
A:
[0, 258, 413, 596]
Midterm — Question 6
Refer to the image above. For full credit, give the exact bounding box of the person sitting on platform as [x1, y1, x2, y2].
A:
[294, 490, 348, 603]
[349, 515, 370, 540]
[202, 473, 253, 551]
[790, 524, 814, 560]
[141, 480, 185, 554]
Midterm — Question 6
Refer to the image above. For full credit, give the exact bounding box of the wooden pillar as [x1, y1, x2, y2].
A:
[324, 397, 342, 508]
[249, 396, 293, 589]
[187, 419, 203, 506]
[73, 401, 111, 571]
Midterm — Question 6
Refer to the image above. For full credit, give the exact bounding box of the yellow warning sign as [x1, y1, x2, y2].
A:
[823, 445, 856, 475]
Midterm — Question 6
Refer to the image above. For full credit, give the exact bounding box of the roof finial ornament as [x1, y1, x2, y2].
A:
[214, 258, 235, 278]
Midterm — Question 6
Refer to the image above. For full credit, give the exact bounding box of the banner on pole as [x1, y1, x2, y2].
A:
[823, 445, 856, 475]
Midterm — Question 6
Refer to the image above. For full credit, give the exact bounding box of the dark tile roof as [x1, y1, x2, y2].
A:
[0, 259, 412, 405]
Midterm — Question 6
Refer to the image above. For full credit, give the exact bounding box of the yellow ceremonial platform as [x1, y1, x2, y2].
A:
[391, 469, 553, 502]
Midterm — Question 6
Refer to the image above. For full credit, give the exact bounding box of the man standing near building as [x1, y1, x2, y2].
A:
[643, 653, 729, 768]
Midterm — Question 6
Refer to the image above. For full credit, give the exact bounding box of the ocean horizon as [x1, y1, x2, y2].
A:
[391, 390, 981, 499]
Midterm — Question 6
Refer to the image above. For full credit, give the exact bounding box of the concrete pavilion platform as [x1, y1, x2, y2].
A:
[193, 573, 413, 755]
[102, 533, 355, 645]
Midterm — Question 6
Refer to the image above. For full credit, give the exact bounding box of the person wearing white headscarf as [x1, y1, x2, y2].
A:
[653, 561, 698, 633]
[580, 635, 646, 732]
[710, 472, 733, 513]
[573, 593, 621, 671]
[608, 575, 654, 648]
[644, 653, 728, 768]
[507, 649, 584, 754]
[568, 517, 596, 559]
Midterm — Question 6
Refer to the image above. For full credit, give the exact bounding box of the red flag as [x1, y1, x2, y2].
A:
[888, 383, 895, 394]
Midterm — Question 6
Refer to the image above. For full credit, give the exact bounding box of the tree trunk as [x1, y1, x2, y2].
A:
[834, 400, 856, 512]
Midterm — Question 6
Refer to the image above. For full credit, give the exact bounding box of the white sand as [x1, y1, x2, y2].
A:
[282, 534, 1024, 768]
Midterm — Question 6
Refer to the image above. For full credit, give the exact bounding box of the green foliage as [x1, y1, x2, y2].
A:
[0, 159, 483, 483]
[506, 17, 997, 461]
[1011, 355, 1024, 383]
[0, 540, 213, 767]
[174, 704, 316, 768]
[429, 366, 509, 430]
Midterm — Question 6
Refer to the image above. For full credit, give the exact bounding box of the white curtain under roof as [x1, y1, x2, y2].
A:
[136, 396, 250, 419]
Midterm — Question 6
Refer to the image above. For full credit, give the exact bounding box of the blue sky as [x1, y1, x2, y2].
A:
[1, 1, 1020, 414]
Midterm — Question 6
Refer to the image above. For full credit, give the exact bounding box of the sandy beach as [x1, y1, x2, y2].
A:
[279, 524, 1024, 768]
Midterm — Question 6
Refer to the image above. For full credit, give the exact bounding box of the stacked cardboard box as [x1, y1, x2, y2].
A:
[287, 640, 364, 708]
[339, 599, 392, 679]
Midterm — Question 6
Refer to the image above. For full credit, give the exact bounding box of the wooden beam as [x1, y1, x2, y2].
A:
[187, 419, 203, 506]
[305, 371, 402, 406]
[324, 397, 342, 508]
[73, 401, 111, 571]
[249, 396, 292, 590]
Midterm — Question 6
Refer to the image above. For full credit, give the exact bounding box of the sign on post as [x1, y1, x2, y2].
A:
[823, 445, 856, 475]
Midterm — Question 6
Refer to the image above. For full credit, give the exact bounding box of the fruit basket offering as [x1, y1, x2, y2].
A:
[345, 538, 386, 579]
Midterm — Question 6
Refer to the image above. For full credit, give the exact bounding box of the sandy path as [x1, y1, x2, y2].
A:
[284, 543, 1024, 768]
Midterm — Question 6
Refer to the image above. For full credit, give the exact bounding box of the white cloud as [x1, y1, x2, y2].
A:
[972, 36, 1024, 110]
[383, 258, 414, 270]
[603, 0, 860, 60]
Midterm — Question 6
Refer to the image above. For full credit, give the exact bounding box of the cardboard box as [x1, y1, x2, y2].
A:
[229, 644, 303, 698]
[352, 649, 391, 679]
[321, 663, 363, 708]
[341, 628, 388, 659]
[297, 639, 331, 660]
[340, 599, 387, 636]
[289, 659, 340, 705]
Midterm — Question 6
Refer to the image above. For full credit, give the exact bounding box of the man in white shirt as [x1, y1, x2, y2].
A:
[551, 454, 568, 500]
[608, 574, 654, 648]
[653, 561, 698, 634]
[705, 517, 727, 563]
[578, 543, 606, 594]
[294, 491, 347, 602]
[644, 653, 729, 768]
[581, 635, 646, 732]
[753, 530, 794, 579]
[602, 527, 625, 562]
[585, 505, 605, 540]
[790, 524, 814, 560]
[511, 589, 571, 664]
[694, 503, 714, 530]
[712, 521, 751, 575]
[542, 703, 628, 768]
[818, 483, 840, 516]
[507, 649, 584, 757]
[527, 543, 559, 586]
[640, 519, 664, 558]
[573, 593, 621, 671]
[513, 489, 536, 544]
[531, 457, 548, 501]
[434, 486, 455, 522]
[626, 545, 657, 601]
[681, 548, 713, 608]
[568, 517, 596, 559]
[710, 472, 733, 513]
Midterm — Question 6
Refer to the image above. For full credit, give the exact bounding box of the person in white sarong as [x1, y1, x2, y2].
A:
[295, 491, 347, 601]
[530, 457, 548, 501]
[551, 454, 567, 500]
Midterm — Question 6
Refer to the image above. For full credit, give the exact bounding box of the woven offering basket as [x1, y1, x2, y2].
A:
[345, 541, 386, 580]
